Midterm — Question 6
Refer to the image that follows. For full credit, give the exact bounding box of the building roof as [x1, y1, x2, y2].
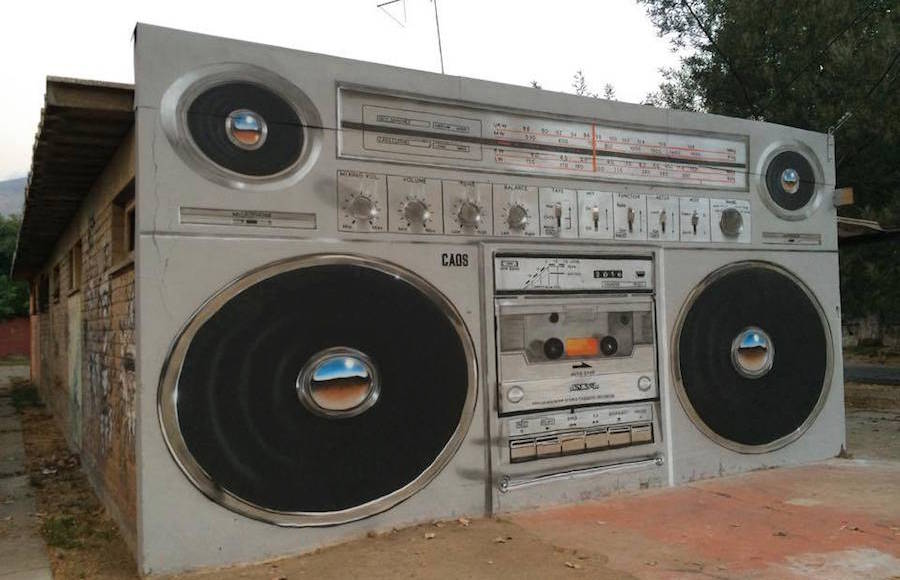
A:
[12, 77, 134, 280]
[837, 216, 900, 246]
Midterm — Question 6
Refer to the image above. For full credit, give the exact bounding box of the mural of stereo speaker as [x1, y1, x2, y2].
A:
[133, 24, 843, 575]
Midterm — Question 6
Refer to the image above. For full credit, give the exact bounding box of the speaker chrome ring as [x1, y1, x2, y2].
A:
[296, 346, 382, 419]
[671, 260, 833, 454]
[157, 254, 478, 526]
[160, 63, 323, 191]
[755, 142, 825, 221]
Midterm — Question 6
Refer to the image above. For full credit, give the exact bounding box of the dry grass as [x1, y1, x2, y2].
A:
[17, 385, 137, 579]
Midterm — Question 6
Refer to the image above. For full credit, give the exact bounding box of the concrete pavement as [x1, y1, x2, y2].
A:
[0, 366, 52, 580]
[845, 364, 900, 385]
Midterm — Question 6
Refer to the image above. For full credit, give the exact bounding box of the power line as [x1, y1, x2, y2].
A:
[678, 0, 760, 117]
[760, 0, 883, 112]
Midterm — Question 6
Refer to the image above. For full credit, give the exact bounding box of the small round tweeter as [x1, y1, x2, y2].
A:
[158, 255, 477, 526]
[674, 262, 832, 453]
[760, 148, 820, 218]
[161, 64, 322, 190]
[186, 83, 301, 176]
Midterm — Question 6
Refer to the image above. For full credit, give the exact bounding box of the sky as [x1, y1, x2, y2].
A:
[0, 0, 680, 179]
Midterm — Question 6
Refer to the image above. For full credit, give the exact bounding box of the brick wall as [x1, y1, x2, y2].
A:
[30, 129, 137, 550]
[0, 317, 30, 358]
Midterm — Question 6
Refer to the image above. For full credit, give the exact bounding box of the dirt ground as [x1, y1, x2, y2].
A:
[14, 379, 136, 579]
[13, 369, 900, 579]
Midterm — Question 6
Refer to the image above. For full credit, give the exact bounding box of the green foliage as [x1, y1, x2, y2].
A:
[10, 379, 42, 411]
[639, 0, 900, 319]
[42, 515, 85, 549]
[0, 214, 29, 320]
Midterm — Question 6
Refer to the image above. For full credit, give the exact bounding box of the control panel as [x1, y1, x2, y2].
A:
[505, 403, 655, 463]
[337, 171, 751, 243]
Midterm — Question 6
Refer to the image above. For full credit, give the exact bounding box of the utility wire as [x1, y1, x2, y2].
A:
[679, 0, 761, 117]
[760, 0, 883, 112]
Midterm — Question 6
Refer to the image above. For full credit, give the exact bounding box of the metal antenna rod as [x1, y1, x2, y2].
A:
[432, 0, 445, 74]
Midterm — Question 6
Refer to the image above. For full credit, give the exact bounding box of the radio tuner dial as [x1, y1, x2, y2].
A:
[719, 207, 744, 237]
[349, 194, 378, 222]
[457, 201, 483, 229]
[402, 198, 431, 226]
[506, 204, 529, 231]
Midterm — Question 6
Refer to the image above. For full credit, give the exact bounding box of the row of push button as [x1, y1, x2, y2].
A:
[509, 423, 653, 462]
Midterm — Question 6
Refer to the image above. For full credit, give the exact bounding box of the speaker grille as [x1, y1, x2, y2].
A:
[675, 262, 830, 452]
[159, 256, 476, 525]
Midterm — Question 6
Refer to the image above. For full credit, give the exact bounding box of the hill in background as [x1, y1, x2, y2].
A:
[0, 177, 26, 216]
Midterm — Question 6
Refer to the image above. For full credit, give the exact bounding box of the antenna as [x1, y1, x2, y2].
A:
[432, 0, 445, 74]
[377, 0, 445, 74]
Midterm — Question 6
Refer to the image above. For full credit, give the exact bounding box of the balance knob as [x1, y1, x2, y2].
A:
[506, 204, 528, 231]
[403, 199, 430, 226]
[457, 201, 483, 229]
[719, 207, 743, 237]
[350, 195, 377, 221]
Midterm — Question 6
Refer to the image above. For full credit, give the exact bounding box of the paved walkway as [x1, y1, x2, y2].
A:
[845, 363, 900, 386]
[0, 366, 52, 580]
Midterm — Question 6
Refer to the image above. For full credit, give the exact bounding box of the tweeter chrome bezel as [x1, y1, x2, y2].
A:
[671, 260, 833, 454]
[160, 63, 322, 191]
[755, 142, 825, 221]
[157, 254, 478, 527]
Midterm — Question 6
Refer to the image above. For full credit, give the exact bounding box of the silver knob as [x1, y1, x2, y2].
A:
[719, 207, 743, 237]
[506, 204, 528, 230]
[457, 201, 482, 229]
[403, 199, 430, 225]
[350, 195, 377, 221]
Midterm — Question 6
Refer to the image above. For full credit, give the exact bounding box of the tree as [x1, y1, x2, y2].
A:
[639, 0, 900, 322]
[572, 69, 598, 97]
[0, 214, 29, 320]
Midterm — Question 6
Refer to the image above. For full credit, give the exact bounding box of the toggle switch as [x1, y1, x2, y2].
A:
[585, 428, 609, 449]
[509, 439, 537, 462]
[560, 432, 586, 454]
[608, 426, 632, 447]
[535, 435, 562, 457]
[631, 424, 653, 444]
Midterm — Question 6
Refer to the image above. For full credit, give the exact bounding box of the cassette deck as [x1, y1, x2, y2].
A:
[493, 254, 659, 467]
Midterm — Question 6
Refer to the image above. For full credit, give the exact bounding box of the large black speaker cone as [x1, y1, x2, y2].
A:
[159, 256, 476, 525]
[676, 262, 830, 452]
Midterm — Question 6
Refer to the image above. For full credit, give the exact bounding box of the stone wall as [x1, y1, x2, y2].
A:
[29, 128, 137, 550]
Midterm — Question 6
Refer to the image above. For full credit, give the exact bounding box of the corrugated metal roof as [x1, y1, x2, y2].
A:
[12, 77, 134, 279]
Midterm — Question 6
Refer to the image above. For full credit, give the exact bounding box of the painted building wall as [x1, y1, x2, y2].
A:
[30, 128, 138, 550]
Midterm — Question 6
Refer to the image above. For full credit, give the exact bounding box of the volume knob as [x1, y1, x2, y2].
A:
[719, 207, 744, 237]
[457, 201, 483, 229]
[350, 195, 377, 221]
[506, 204, 529, 231]
[403, 199, 430, 226]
